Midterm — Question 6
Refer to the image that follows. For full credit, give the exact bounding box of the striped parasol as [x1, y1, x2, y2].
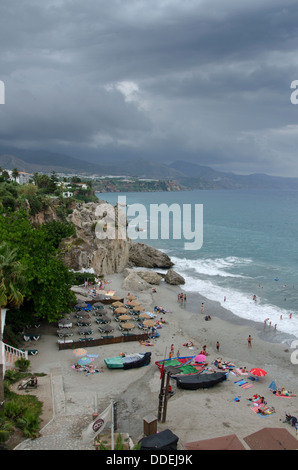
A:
[73, 348, 87, 357]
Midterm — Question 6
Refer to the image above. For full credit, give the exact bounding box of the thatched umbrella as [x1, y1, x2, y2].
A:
[114, 307, 128, 315]
[118, 314, 132, 321]
[126, 294, 137, 300]
[142, 319, 155, 327]
[111, 295, 122, 301]
[139, 312, 151, 319]
[133, 306, 145, 313]
[128, 300, 140, 307]
[112, 301, 124, 308]
[121, 322, 135, 329]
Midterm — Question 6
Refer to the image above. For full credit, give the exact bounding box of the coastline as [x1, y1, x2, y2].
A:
[18, 270, 298, 450]
[179, 288, 298, 347]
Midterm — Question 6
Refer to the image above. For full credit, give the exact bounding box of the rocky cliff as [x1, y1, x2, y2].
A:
[61, 201, 175, 277]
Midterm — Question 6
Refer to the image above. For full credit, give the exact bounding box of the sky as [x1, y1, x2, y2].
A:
[1, 0, 298, 176]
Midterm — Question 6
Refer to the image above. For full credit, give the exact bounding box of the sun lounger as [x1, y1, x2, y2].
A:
[23, 334, 40, 341]
[21, 348, 38, 356]
[79, 337, 94, 341]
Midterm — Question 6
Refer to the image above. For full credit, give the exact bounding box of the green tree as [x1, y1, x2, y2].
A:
[0, 210, 75, 323]
[12, 168, 19, 182]
[0, 242, 26, 405]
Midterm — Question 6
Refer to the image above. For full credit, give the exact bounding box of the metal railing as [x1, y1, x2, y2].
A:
[3, 343, 28, 377]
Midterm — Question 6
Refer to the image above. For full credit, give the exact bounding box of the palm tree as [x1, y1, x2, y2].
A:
[12, 168, 19, 182]
[0, 243, 26, 405]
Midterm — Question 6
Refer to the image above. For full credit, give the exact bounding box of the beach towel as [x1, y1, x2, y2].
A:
[251, 406, 273, 417]
[274, 392, 294, 398]
[235, 368, 248, 375]
[234, 379, 253, 389]
[240, 382, 253, 389]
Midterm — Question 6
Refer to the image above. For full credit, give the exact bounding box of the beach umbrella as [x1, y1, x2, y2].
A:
[76, 312, 91, 318]
[78, 327, 93, 335]
[57, 329, 73, 338]
[98, 324, 114, 333]
[121, 322, 135, 329]
[58, 318, 72, 328]
[269, 380, 277, 392]
[93, 302, 105, 309]
[250, 368, 267, 377]
[111, 295, 122, 301]
[77, 356, 92, 366]
[112, 301, 124, 307]
[118, 314, 132, 321]
[143, 319, 155, 327]
[194, 354, 206, 363]
[73, 348, 88, 357]
[114, 307, 128, 314]
[128, 300, 140, 306]
[126, 294, 137, 300]
[133, 306, 145, 312]
[139, 312, 151, 319]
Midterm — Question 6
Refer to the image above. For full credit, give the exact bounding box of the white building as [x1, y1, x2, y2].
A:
[62, 191, 73, 198]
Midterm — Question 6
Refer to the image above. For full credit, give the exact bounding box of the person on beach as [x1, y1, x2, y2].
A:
[216, 341, 220, 353]
[170, 344, 174, 356]
[201, 303, 204, 313]
[247, 335, 252, 347]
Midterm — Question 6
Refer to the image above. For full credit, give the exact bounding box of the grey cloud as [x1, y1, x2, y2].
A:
[0, 0, 298, 176]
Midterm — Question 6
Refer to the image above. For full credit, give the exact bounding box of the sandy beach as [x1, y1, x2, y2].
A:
[15, 271, 298, 450]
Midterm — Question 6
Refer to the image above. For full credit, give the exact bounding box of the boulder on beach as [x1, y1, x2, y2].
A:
[135, 270, 163, 285]
[122, 271, 152, 292]
[129, 242, 174, 269]
[164, 269, 185, 285]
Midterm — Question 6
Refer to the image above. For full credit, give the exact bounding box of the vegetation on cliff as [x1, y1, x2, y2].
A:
[93, 177, 183, 193]
[0, 173, 85, 346]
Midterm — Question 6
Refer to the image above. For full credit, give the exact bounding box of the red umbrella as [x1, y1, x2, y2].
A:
[250, 368, 267, 377]
[194, 354, 206, 363]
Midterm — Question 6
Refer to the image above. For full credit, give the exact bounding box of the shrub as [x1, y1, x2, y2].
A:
[14, 358, 31, 372]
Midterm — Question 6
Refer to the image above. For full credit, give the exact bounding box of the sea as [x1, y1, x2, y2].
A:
[96, 189, 298, 343]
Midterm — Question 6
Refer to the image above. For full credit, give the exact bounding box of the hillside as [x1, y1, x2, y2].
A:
[1, 146, 298, 190]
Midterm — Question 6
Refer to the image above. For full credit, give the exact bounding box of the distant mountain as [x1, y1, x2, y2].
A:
[0, 147, 180, 179]
[0, 146, 298, 190]
[169, 160, 298, 190]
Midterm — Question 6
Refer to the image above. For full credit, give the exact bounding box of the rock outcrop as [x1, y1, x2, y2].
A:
[128, 243, 174, 269]
[123, 268, 163, 285]
[61, 201, 175, 276]
[122, 271, 152, 292]
[62, 201, 130, 275]
[164, 269, 185, 285]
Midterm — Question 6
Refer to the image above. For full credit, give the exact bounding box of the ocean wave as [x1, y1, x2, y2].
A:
[180, 272, 298, 338]
[170, 255, 252, 279]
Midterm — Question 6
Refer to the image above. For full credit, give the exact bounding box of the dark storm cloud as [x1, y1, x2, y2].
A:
[0, 0, 298, 176]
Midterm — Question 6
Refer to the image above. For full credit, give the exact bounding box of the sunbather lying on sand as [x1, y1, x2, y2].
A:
[139, 340, 154, 346]
[275, 386, 297, 397]
[257, 405, 275, 415]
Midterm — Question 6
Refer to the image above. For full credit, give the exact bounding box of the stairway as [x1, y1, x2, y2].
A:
[2, 344, 28, 375]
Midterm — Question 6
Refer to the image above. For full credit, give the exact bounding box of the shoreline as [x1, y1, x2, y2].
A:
[19, 270, 298, 449]
[177, 287, 298, 347]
